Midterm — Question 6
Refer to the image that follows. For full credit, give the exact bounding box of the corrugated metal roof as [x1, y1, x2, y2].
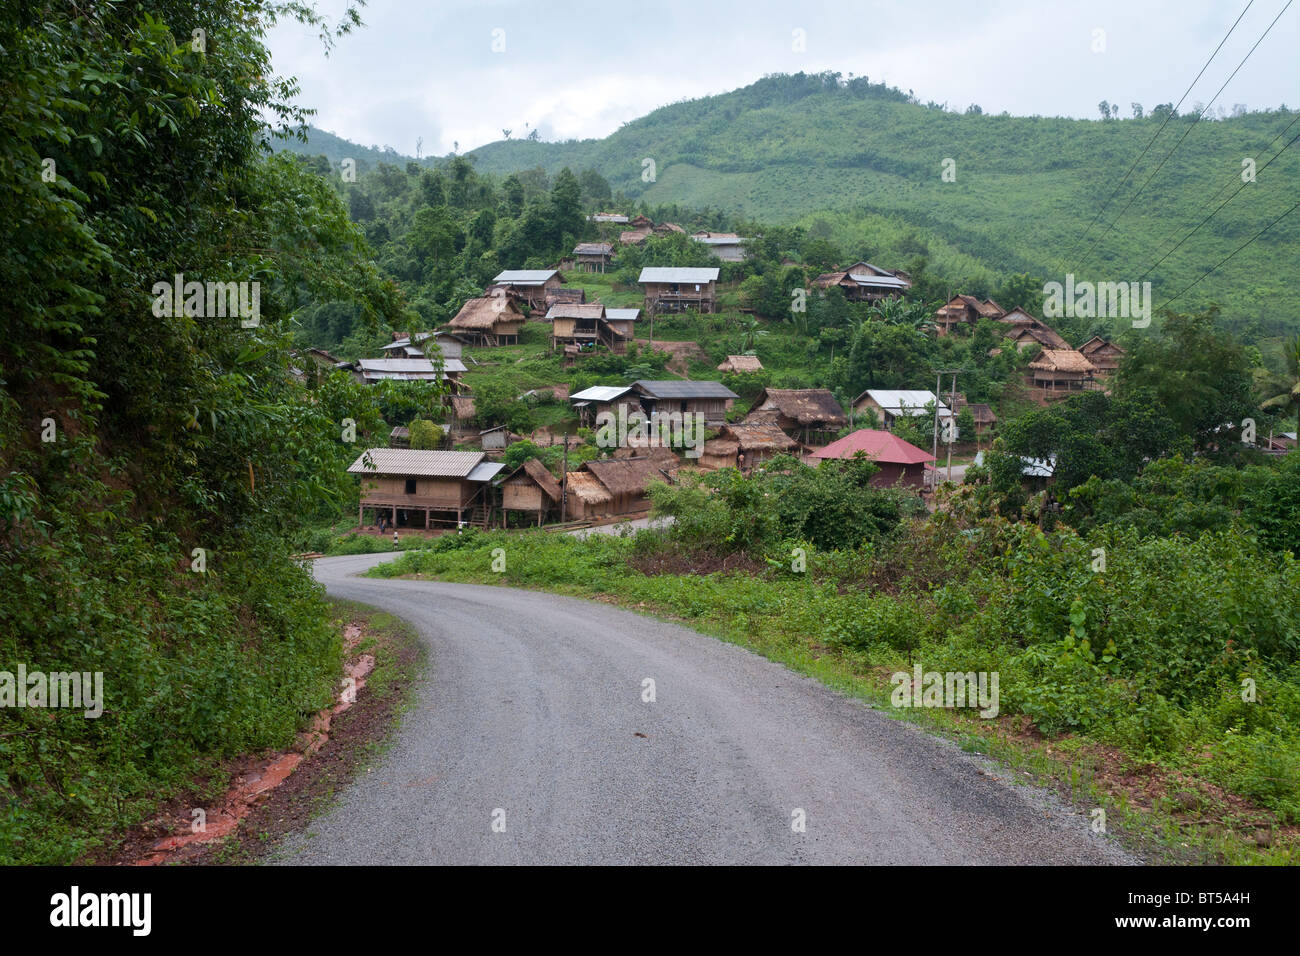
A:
[847, 273, 910, 288]
[605, 308, 641, 321]
[634, 380, 738, 400]
[347, 448, 485, 478]
[638, 267, 720, 284]
[466, 461, 506, 482]
[570, 385, 634, 402]
[861, 389, 952, 416]
[494, 269, 558, 285]
[693, 236, 748, 245]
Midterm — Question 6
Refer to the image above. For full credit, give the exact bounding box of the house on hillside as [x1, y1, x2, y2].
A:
[355, 357, 467, 389]
[348, 448, 505, 530]
[619, 225, 653, 246]
[633, 379, 737, 426]
[812, 261, 912, 302]
[380, 330, 469, 361]
[744, 387, 847, 445]
[491, 269, 564, 311]
[808, 429, 934, 490]
[448, 393, 477, 437]
[447, 294, 525, 346]
[852, 389, 954, 433]
[569, 384, 641, 427]
[638, 267, 720, 314]
[1028, 349, 1098, 395]
[572, 242, 615, 273]
[582, 453, 681, 517]
[934, 295, 1005, 334]
[1079, 336, 1125, 376]
[547, 303, 637, 355]
[497, 457, 563, 526]
[998, 307, 1070, 350]
[699, 421, 798, 471]
[717, 354, 764, 373]
[948, 392, 998, 438]
[653, 222, 686, 236]
[692, 232, 749, 262]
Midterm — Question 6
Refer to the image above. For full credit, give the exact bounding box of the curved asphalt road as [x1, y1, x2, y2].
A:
[271, 553, 1137, 865]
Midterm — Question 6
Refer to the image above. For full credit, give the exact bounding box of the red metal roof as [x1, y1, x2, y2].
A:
[808, 429, 935, 465]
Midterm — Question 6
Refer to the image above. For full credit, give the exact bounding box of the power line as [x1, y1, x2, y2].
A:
[1137, 124, 1300, 283]
[1155, 194, 1300, 312]
[1058, 0, 1256, 269]
[1075, 0, 1293, 273]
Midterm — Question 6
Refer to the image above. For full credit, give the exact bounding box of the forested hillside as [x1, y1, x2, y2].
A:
[287, 72, 1300, 335]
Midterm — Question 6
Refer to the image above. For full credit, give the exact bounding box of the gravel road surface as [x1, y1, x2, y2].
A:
[271, 552, 1137, 865]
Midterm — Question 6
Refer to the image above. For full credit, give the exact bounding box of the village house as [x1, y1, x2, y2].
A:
[380, 330, 469, 361]
[948, 392, 998, 438]
[388, 426, 410, 448]
[691, 232, 750, 262]
[812, 261, 912, 302]
[1028, 349, 1099, 395]
[717, 354, 764, 373]
[653, 222, 686, 236]
[569, 384, 641, 427]
[572, 242, 615, 273]
[998, 307, 1070, 350]
[447, 393, 477, 437]
[447, 293, 526, 346]
[547, 303, 637, 355]
[578, 450, 681, 518]
[808, 429, 935, 490]
[933, 295, 1005, 335]
[497, 457, 563, 526]
[699, 421, 798, 471]
[852, 388, 954, 432]
[744, 387, 847, 445]
[1078, 336, 1125, 376]
[619, 224, 654, 246]
[491, 269, 564, 311]
[348, 448, 504, 530]
[590, 212, 629, 224]
[355, 357, 468, 389]
[638, 266, 720, 314]
[480, 424, 509, 452]
[633, 379, 738, 426]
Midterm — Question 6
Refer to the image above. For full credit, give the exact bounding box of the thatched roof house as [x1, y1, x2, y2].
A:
[998, 307, 1070, 350]
[717, 354, 764, 373]
[572, 242, 614, 273]
[934, 294, 1005, 334]
[447, 294, 525, 346]
[1028, 349, 1098, 393]
[744, 387, 847, 443]
[563, 470, 612, 519]
[498, 457, 563, 525]
[700, 421, 798, 470]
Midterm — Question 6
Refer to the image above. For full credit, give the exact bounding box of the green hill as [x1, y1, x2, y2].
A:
[285, 72, 1300, 333]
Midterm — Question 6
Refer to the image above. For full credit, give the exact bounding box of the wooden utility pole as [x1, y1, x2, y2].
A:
[561, 431, 570, 524]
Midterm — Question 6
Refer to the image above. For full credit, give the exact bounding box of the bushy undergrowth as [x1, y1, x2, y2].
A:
[372, 507, 1300, 824]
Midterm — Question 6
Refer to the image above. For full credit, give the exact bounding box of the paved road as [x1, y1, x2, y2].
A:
[272, 553, 1137, 865]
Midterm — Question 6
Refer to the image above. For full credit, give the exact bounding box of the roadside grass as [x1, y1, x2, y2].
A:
[205, 598, 424, 864]
[366, 528, 1299, 865]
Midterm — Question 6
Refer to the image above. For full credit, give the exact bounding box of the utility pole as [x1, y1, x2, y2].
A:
[561, 431, 570, 524]
[931, 371, 941, 492]
[946, 370, 959, 484]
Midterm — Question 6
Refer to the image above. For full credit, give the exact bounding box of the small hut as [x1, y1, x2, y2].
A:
[717, 354, 765, 373]
[498, 457, 563, 526]
[447, 294, 525, 346]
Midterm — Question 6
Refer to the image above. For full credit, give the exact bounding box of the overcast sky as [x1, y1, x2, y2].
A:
[265, 0, 1299, 156]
